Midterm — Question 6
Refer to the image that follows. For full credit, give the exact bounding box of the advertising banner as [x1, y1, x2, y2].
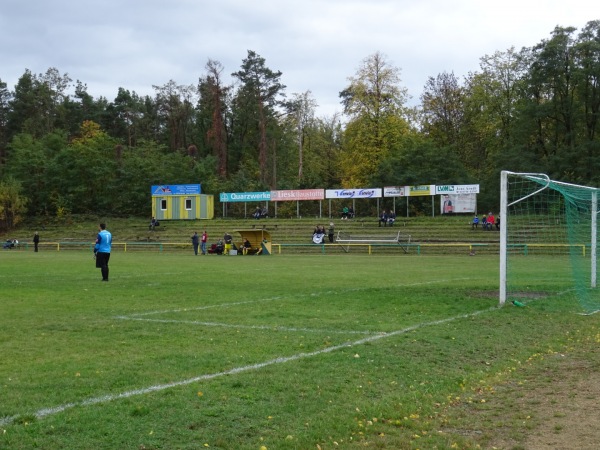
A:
[435, 184, 480, 195]
[270, 189, 325, 201]
[219, 192, 271, 202]
[325, 188, 382, 199]
[384, 186, 407, 197]
[439, 193, 477, 214]
[152, 184, 201, 196]
[408, 185, 435, 196]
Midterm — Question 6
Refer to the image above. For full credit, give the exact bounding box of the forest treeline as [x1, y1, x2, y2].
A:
[0, 22, 599, 230]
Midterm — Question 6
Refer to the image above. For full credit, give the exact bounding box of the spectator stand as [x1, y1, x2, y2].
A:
[335, 230, 411, 254]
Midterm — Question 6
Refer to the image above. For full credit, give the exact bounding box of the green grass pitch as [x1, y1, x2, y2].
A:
[1, 251, 598, 449]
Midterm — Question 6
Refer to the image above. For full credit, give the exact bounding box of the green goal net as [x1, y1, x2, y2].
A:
[500, 171, 600, 314]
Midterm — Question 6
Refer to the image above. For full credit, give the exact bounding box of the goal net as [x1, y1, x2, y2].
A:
[500, 171, 600, 314]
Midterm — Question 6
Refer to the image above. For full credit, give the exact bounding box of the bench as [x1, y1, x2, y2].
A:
[335, 231, 411, 253]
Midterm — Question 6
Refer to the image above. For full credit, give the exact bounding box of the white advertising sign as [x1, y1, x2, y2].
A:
[435, 184, 480, 195]
[384, 186, 407, 197]
[325, 188, 382, 199]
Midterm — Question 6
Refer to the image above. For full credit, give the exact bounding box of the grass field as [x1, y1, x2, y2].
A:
[1, 250, 599, 449]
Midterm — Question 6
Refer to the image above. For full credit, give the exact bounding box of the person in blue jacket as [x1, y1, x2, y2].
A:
[94, 223, 112, 281]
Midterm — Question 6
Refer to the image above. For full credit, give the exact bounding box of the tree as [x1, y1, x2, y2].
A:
[50, 121, 117, 214]
[0, 177, 28, 230]
[153, 80, 197, 151]
[457, 48, 528, 183]
[104, 87, 145, 147]
[6, 68, 72, 140]
[283, 91, 318, 181]
[198, 59, 230, 178]
[514, 25, 595, 182]
[339, 52, 410, 186]
[5, 131, 67, 215]
[60, 81, 108, 138]
[232, 50, 286, 186]
[0, 78, 11, 165]
[477, 48, 525, 144]
[421, 71, 465, 147]
[573, 20, 600, 182]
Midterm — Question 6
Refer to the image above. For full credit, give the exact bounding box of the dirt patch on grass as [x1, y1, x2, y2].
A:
[442, 341, 600, 449]
[470, 290, 550, 300]
[492, 352, 600, 449]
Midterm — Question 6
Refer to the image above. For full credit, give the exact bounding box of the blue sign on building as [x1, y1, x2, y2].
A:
[151, 184, 201, 196]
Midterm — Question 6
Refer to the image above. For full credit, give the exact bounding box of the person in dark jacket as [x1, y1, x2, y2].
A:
[191, 232, 199, 255]
[33, 232, 40, 252]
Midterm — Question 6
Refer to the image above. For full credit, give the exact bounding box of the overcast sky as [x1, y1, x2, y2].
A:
[0, 0, 596, 117]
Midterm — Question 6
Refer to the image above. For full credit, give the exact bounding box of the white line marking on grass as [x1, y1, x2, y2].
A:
[124, 279, 476, 318]
[0, 306, 496, 427]
[115, 317, 376, 335]
[128, 297, 284, 317]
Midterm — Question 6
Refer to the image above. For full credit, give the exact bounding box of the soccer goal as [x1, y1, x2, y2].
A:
[499, 171, 600, 314]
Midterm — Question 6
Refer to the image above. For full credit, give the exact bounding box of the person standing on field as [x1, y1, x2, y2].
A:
[201, 230, 208, 255]
[33, 232, 40, 252]
[223, 231, 233, 255]
[191, 232, 199, 255]
[95, 223, 112, 281]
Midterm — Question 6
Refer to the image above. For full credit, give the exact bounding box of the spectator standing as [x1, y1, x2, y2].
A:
[223, 232, 233, 255]
[94, 223, 112, 281]
[472, 215, 479, 230]
[201, 230, 208, 255]
[328, 222, 335, 243]
[33, 232, 40, 252]
[191, 232, 199, 255]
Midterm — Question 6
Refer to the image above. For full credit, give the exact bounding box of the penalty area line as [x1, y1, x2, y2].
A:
[0, 306, 496, 427]
[115, 317, 376, 335]
[123, 278, 478, 318]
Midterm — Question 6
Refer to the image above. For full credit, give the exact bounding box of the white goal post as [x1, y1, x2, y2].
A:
[499, 170, 599, 312]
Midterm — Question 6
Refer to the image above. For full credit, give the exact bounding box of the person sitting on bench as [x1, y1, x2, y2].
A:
[378, 210, 388, 227]
[3, 239, 17, 249]
[341, 206, 349, 220]
[387, 210, 396, 226]
[241, 238, 252, 255]
[149, 217, 160, 231]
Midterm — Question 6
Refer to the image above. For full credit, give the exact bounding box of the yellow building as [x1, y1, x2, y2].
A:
[151, 184, 214, 220]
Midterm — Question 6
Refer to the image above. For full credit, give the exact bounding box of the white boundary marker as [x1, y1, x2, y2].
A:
[0, 306, 497, 427]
